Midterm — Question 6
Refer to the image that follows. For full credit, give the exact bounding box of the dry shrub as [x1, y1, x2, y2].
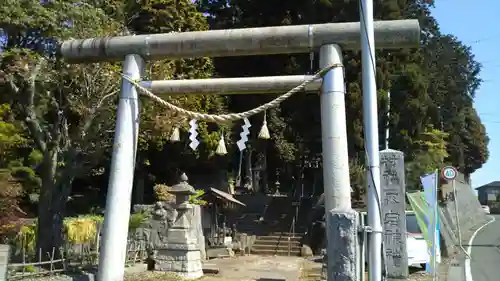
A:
[64, 216, 103, 244]
[0, 170, 24, 240]
[153, 184, 176, 203]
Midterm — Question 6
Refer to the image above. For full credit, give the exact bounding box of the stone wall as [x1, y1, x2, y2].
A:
[439, 172, 488, 255]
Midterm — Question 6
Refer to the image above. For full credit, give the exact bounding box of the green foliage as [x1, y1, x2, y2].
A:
[198, 0, 488, 196]
[15, 223, 37, 253]
[0, 0, 127, 251]
[0, 104, 27, 166]
[129, 212, 148, 231]
[0, 0, 489, 251]
[0, 104, 41, 203]
[123, 0, 226, 143]
[118, 0, 231, 187]
[153, 183, 208, 206]
[189, 189, 208, 206]
[23, 265, 37, 273]
[27, 150, 43, 166]
[10, 166, 42, 196]
[422, 34, 488, 174]
[406, 128, 449, 190]
[349, 159, 367, 203]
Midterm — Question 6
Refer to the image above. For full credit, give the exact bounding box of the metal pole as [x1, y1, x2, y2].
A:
[360, 0, 383, 281]
[60, 20, 420, 63]
[452, 179, 466, 255]
[320, 44, 355, 280]
[360, 213, 367, 281]
[385, 91, 390, 150]
[140, 75, 322, 95]
[97, 54, 144, 281]
[432, 180, 439, 281]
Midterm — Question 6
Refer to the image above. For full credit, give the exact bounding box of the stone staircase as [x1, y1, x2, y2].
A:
[251, 233, 303, 256]
[231, 195, 312, 256]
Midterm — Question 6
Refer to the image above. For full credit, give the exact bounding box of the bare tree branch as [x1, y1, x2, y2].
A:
[25, 58, 47, 152]
[61, 111, 71, 151]
[80, 90, 118, 138]
[6, 77, 20, 94]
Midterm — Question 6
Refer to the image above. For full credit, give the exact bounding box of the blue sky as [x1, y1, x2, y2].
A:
[432, 1, 498, 188]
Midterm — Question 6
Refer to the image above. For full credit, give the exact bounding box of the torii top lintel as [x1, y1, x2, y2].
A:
[60, 19, 420, 63]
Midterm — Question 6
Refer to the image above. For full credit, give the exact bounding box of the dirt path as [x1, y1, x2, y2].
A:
[124, 256, 450, 281]
[202, 255, 303, 281]
[125, 256, 304, 281]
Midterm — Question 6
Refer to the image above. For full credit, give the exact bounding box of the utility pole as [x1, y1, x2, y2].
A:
[360, 1, 384, 281]
[385, 91, 390, 150]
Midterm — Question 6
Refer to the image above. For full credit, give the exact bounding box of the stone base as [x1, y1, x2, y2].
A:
[153, 269, 203, 280]
[324, 209, 359, 281]
[321, 262, 327, 281]
[156, 259, 203, 278]
[301, 245, 313, 257]
[176, 270, 204, 279]
[155, 248, 203, 278]
[206, 247, 234, 259]
[0, 244, 10, 281]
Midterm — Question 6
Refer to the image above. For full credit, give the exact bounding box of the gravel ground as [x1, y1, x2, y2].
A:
[11, 256, 451, 281]
[125, 272, 188, 281]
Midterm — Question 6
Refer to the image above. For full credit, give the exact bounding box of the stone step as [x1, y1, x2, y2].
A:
[267, 232, 305, 236]
[237, 228, 294, 233]
[233, 213, 265, 219]
[253, 239, 301, 246]
[236, 225, 288, 231]
[250, 248, 301, 256]
[252, 244, 301, 250]
[236, 224, 298, 232]
[256, 235, 302, 241]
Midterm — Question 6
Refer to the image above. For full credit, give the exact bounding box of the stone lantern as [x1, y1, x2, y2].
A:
[169, 173, 197, 208]
[154, 173, 203, 279]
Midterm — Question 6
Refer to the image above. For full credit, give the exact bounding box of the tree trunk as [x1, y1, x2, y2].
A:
[36, 148, 74, 258]
[134, 170, 145, 205]
[244, 146, 253, 192]
[36, 187, 68, 258]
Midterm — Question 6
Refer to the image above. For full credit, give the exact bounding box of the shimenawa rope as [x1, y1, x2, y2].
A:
[121, 63, 343, 123]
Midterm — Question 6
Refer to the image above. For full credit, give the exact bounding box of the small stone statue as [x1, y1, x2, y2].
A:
[153, 202, 167, 220]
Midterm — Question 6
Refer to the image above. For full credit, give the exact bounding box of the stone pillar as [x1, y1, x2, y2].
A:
[380, 149, 409, 279]
[0, 245, 9, 281]
[155, 173, 203, 279]
[192, 205, 206, 260]
[324, 210, 359, 281]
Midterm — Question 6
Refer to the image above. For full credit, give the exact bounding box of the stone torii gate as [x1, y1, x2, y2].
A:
[60, 19, 420, 281]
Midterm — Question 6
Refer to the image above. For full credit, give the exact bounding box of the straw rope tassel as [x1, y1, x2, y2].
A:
[258, 110, 270, 139]
[170, 127, 180, 142]
[216, 133, 228, 155]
